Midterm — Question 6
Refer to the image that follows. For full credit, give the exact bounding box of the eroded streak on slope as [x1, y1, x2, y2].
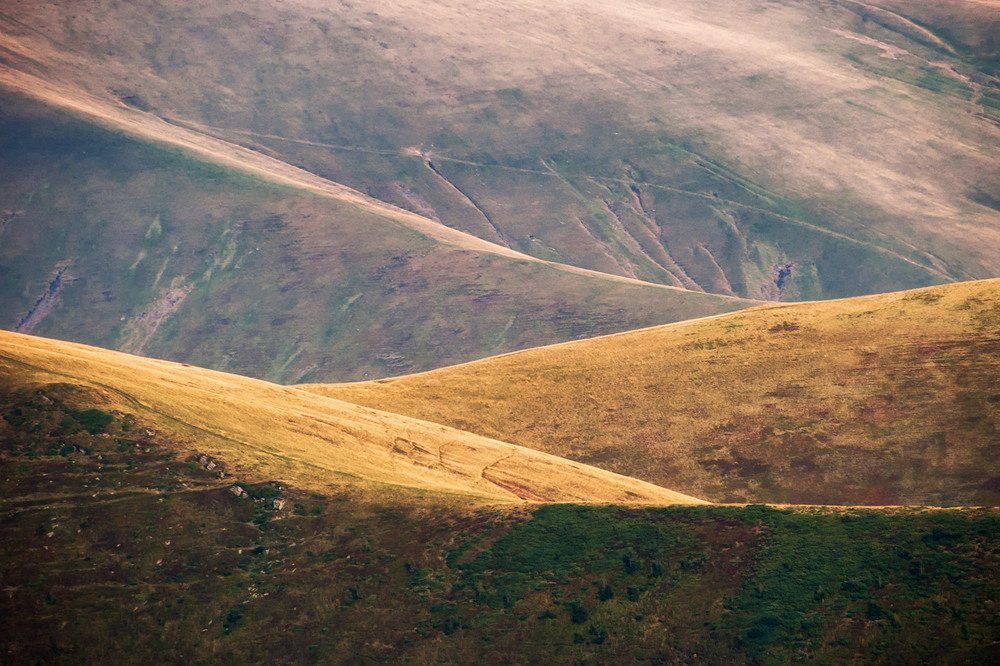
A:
[599, 198, 682, 286]
[480, 450, 547, 502]
[15, 264, 71, 334]
[696, 245, 737, 298]
[396, 183, 443, 223]
[118, 285, 194, 356]
[423, 158, 510, 248]
[836, 1, 957, 55]
[624, 182, 704, 291]
[540, 160, 642, 279]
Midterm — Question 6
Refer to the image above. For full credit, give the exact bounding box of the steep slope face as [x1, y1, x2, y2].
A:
[0, 329, 707, 504]
[3, 0, 1000, 300]
[308, 279, 1000, 506]
[0, 95, 753, 382]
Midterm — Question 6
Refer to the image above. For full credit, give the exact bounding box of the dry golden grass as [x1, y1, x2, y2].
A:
[307, 279, 1000, 506]
[0, 330, 706, 505]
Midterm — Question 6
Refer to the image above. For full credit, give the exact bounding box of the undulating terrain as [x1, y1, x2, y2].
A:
[2, 333, 999, 663]
[0, 0, 999, 383]
[3, 0, 1000, 306]
[310, 279, 1000, 506]
[2, 0, 1000, 663]
[0, 94, 752, 383]
[0, 329, 704, 505]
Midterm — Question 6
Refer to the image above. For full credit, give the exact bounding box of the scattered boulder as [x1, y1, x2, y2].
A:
[195, 453, 222, 472]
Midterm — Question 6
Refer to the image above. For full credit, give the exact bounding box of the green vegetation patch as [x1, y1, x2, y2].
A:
[722, 506, 1000, 663]
[455, 504, 702, 606]
[67, 408, 115, 435]
[430, 504, 1000, 662]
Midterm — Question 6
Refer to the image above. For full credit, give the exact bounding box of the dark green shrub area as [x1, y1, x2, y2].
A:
[718, 506, 1000, 663]
[433, 505, 1000, 663]
[70, 408, 115, 435]
[2, 387, 999, 663]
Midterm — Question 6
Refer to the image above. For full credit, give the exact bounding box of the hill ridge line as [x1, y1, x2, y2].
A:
[309, 279, 999, 385]
[0, 329, 708, 505]
[305, 277, 1000, 506]
[186, 120, 940, 286]
[0, 63, 753, 302]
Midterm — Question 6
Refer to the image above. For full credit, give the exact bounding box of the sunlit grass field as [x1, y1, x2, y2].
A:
[0, 329, 706, 505]
[311, 279, 1000, 506]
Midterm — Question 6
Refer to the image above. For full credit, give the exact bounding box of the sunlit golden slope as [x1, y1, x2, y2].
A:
[306, 279, 1000, 506]
[0, 330, 705, 505]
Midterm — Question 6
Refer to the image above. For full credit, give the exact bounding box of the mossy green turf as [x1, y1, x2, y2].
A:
[2, 385, 998, 664]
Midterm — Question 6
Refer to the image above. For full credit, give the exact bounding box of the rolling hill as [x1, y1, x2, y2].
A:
[2, 330, 999, 663]
[3, 0, 1000, 383]
[306, 278, 1000, 506]
[0, 92, 753, 383]
[3, 0, 1000, 661]
[0, 329, 705, 504]
[3, 0, 999, 300]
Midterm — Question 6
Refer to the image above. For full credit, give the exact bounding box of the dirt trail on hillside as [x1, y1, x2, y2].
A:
[207, 122, 949, 281]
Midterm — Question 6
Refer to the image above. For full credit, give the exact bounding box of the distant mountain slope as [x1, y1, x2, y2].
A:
[3, 0, 998, 299]
[0, 94, 754, 382]
[0, 329, 707, 504]
[307, 279, 1000, 506]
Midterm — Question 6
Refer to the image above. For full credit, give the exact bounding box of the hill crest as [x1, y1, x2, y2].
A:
[305, 278, 1000, 506]
[0, 329, 706, 505]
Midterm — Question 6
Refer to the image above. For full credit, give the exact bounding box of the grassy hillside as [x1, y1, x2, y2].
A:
[3, 0, 999, 299]
[4, 2, 1000, 661]
[2, 385, 998, 663]
[0, 329, 706, 505]
[0, 93, 753, 383]
[308, 279, 1000, 506]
